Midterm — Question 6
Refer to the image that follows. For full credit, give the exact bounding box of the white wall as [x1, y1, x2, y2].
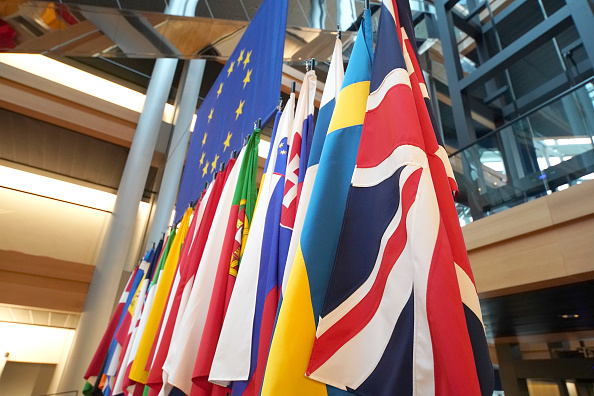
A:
[0, 322, 75, 395]
[0, 187, 110, 265]
[0, 180, 151, 270]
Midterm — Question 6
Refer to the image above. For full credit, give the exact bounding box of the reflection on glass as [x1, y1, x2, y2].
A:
[452, 79, 594, 224]
[310, 0, 327, 29]
[0, 2, 357, 62]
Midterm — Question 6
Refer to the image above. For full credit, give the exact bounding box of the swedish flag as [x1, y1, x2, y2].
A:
[175, 0, 288, 221]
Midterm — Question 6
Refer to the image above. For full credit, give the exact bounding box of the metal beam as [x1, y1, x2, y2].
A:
[566, 0, 594, 69]
[481, 0, 529, 35]
[452, 8, 482, 39]
[501, 58, 592, 117]
[459, 6, 573, 91]
[444, 0, 460, 11]
[465, 0, 487, 20]
[436, 0, 478, 145]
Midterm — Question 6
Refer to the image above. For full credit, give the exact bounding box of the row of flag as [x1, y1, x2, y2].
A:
[84, 0, 493, 395]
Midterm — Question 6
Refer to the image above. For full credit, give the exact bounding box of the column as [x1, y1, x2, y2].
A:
[145, 58, 206, 248]
[58, 57, 178, 393]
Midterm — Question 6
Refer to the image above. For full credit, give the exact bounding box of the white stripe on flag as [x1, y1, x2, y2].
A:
[435, 146, 456, 181]
[419, 82, 429, 99]
[164, 149, 245, 395]
[455, 263, 485, 328]
[281, 163, 318, 292]
[315, 164, 420, 337]
[209, 98, 295, 385]
[209, 173, 282, 385]
[320, 38, 345, 108]
[310, 166, 439, 391]
[366, 68, 410, 112]
[411, 166, 438, 396]
[351, 144, 426, 188]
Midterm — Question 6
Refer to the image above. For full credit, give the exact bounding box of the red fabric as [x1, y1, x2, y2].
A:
[145, 160, 235, 390]
[242, 286, 278, 396]
[191, 202, 239, 394]
[391, 2, 483, 393]
[0, 20, 16, 50]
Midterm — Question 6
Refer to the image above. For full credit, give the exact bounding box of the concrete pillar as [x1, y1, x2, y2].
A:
[145, 58, 206, 248]
[58, 56, 179, 393]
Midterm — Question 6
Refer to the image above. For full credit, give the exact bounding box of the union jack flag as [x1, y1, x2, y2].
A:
[306, 0, 493, 394]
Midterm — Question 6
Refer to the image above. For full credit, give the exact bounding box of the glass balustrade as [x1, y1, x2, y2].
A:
[451, 78, 594, 225]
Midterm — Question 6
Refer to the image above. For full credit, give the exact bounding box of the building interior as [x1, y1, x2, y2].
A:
[0, 0, 593, 395]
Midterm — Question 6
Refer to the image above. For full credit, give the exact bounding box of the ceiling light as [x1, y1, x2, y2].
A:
[0, 164, 149, 213]
[559, 314, 580, 319]
[0, 54, 175, 123]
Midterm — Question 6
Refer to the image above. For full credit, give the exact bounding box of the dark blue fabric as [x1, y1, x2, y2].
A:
[321, 166, 406, 317]
[145, 238, 162, 281]
[464, 305, 495, 396]
[167, 386, 185, 396]
[303, 124, 364, 323]
[263, 111, 282, 172]
[174, 0, 288, 222]
[369, 4, 407, 94]
[355, 293, 414, 396]
[298, 114, 314, 185]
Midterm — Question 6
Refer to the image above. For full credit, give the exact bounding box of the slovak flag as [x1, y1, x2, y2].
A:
[306, 0, 493, 395]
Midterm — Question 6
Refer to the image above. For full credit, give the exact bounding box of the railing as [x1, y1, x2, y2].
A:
[449, 76, 594, 224]
[39, 391, 78, 396]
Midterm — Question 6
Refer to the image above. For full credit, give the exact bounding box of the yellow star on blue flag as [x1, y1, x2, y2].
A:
[175, 0, 288, 221]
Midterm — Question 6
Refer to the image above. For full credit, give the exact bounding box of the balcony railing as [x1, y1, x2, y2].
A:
[450, 76, 594, 225]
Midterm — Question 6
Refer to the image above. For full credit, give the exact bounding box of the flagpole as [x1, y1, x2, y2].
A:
[58, 0, 200, 392]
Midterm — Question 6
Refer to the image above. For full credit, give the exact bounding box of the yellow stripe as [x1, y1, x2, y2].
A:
[327, 81, 370, 135]
[261, 245, 327, 396]
[128, 208, 192, 384]
[255, 173, 266, 206]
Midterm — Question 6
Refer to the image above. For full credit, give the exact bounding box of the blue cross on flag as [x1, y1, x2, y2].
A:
[175, 0, 288, 221]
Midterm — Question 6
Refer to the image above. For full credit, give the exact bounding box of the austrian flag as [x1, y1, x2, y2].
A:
[306, 0, 493, 395]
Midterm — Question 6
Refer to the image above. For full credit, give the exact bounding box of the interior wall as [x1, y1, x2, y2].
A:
[0, 322, 75, 395]
[527, 379, 562, 396]
[0, 186, 110, 265]
[0, 179, 152, 271]
[0, 362, 51, 396]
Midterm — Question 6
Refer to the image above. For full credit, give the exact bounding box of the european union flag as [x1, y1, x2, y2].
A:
[175, 0, 288, 221]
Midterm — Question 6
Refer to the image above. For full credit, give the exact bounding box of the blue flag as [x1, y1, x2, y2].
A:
[175, 0, 288, 221]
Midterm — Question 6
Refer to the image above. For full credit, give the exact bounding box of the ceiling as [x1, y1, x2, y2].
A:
[482, 280, 594, 340]
[0, 303, 80, 329]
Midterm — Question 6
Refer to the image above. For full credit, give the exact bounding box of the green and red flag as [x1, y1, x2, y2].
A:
[191, 129, 261, 394]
